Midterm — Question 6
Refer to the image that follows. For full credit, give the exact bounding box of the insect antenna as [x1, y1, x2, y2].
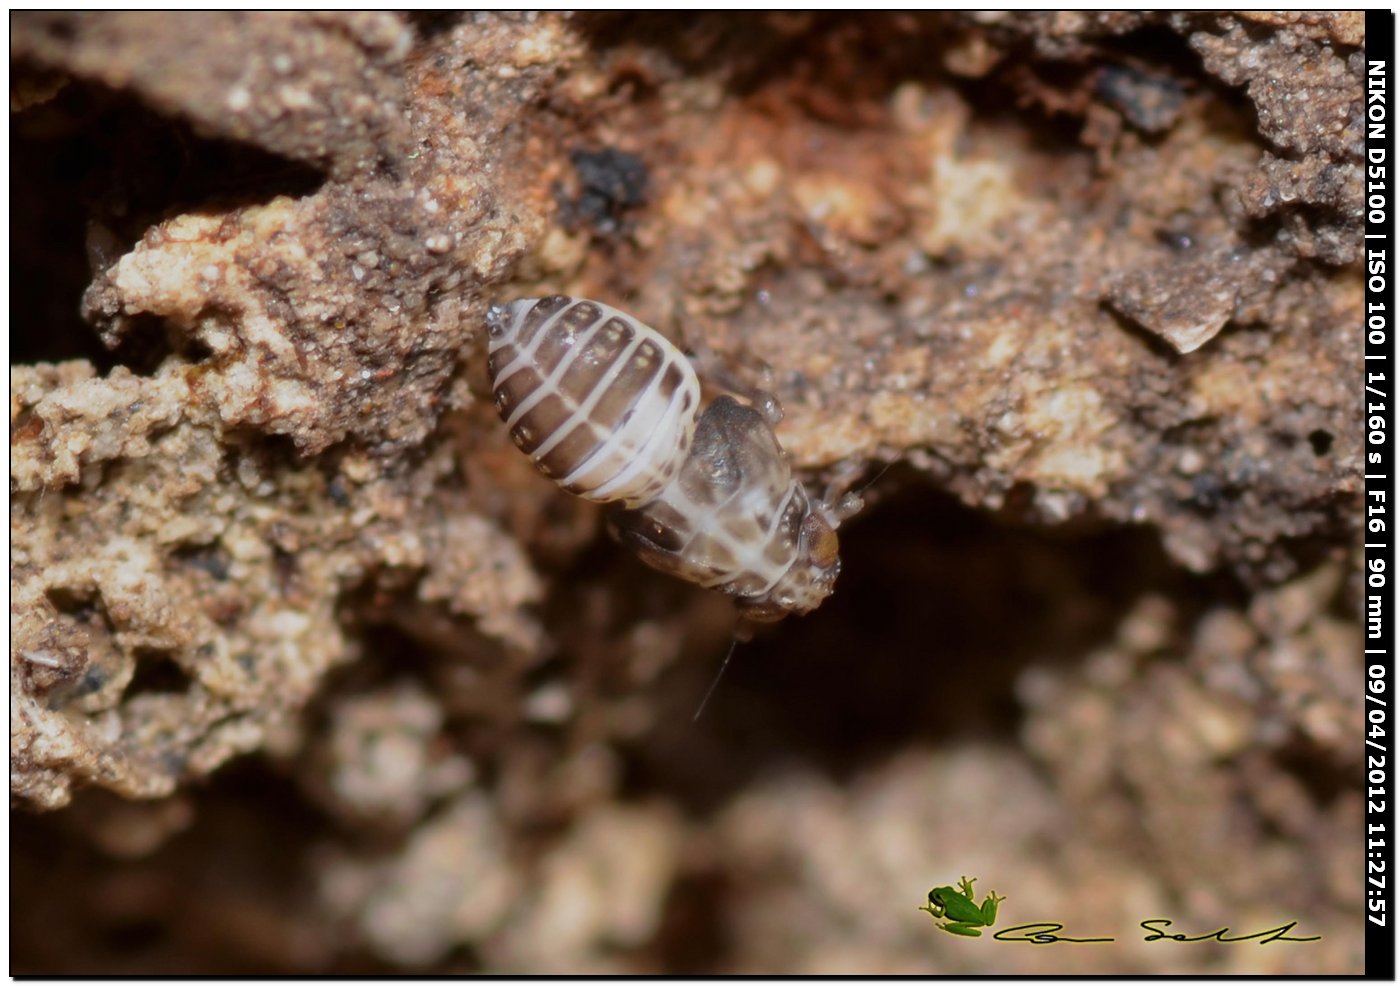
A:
[858, 458, 895, 497]
[692, 631, 745, 723]
[824, 457, 896, 524]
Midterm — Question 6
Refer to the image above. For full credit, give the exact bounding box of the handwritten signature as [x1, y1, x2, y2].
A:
[991, 919, 1321, 945]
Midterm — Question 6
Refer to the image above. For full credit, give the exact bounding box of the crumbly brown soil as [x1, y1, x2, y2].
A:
[11, 12, 1364, 974]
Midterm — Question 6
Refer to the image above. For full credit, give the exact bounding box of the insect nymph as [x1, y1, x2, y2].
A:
[485, 295, 855, 622]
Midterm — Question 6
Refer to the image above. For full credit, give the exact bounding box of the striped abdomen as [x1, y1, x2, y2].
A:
[486, 296, 702, 509]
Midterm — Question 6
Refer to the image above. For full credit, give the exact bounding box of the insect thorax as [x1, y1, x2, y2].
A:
[610, 396, 841, 617]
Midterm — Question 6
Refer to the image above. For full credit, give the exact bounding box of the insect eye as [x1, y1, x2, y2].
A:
[801, 514, 839, 569]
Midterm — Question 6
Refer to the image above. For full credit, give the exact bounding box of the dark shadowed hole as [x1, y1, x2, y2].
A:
[97, 314, 176, 377]
[45, 585, 100, 621]
[1307, 429, 1333, 457]
[405, 10, 466, 40]
[11, 75, 321, 369]
[170, 542, 232, 582]
[573, 12, 977, 125]
[125, 648, 191, 697]
[100, 313, 216, 377]
[1099, 23, 1216, 77]
[1273, 739, 1356, 810]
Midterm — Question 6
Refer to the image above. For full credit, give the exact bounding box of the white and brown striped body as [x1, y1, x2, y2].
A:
[486, 296, 847, 620]
[486, 295, 701, 508]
